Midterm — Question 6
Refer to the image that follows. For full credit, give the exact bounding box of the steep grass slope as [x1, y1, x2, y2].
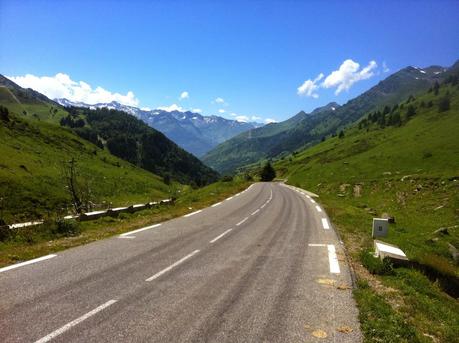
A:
[0, 109, 169, 223]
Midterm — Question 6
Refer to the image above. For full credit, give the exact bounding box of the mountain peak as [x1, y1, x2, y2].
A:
[54, 97, 260, 156]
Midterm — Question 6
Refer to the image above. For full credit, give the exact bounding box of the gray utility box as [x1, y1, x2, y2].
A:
[372, 218, 389, 238]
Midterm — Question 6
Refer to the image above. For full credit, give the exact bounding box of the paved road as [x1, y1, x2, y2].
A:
[0, 182, 361, 342]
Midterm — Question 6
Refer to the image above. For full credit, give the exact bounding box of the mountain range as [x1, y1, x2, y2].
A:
[203, 62, 458, 174]
[55, 98, 261, 157]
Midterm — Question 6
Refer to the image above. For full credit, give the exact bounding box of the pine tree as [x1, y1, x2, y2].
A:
[438, 95, 450, 112]
[433, 81, 440, 96]
[260, 162, 276, 181]
[406, 105, 416, 118]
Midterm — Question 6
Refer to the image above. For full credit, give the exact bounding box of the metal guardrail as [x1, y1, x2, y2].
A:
[6, 199, 173, 229]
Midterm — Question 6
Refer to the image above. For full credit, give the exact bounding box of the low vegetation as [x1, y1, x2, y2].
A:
[275, 78, 459, 342]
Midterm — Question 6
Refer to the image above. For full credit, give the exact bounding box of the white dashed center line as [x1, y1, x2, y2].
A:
[34, 300, 117, 343]
[321, 218, 330, 230]
[210, 229, 233, 243]
[146, 250, 200, 282]
[315, 205, 322, 212]
[236, 217, 249, 226]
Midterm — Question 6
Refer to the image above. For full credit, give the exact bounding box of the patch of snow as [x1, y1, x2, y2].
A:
[419, 69, 426, 74]
[331, 107, 336, 111]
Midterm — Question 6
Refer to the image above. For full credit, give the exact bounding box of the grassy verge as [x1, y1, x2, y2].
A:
[280, 178, 459, 342]
[0, 178, 250, 267]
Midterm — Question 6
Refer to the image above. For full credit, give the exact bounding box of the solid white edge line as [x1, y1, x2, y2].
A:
[226, 196, 234, 201]
[118, 236, 135, 239]
[321, 218, 330, 230]
[315, 205, 322, 212]
[34, 300, 117, 343]
[236, 217, 249, 226]
[328, 244, 341, 274]
[184, 209, 202, 217]
[251, 209, 260, 216]
[146, 250, 200, 282]
[209, 229, 233, 243]
[119, 223, 161, 237]
[211, 202, 222, 208]
[0, 254, 57, 273]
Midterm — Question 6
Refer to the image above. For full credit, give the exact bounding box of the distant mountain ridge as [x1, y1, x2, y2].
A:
[55, 98, 261, 157]
[203, 61, 457, 174]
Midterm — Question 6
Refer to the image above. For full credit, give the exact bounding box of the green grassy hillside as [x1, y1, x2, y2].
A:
[0, 109, 169, 223]
[203, 62, 457, 174]
[274, 78, 459, 342]
[61, 106, 219, 186]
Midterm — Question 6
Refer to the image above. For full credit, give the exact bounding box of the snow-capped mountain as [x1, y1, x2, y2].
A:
[55, 98, 262, 157]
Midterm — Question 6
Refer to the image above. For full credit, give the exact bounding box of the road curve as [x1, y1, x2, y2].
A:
[0, 182, 361, 342]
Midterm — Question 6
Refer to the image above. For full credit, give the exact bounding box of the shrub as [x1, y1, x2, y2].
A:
[221, 175, 233, 182]
[0, 105, 10, 122]
[438, 95, 450, 112]
[52, 219, 81, 237]
[0, 222, 10, 241]
[360, 250, 394, 275]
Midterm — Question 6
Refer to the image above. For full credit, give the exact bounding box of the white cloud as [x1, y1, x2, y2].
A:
[214, 97, 225, 104]
[382, 61, 390, 73]
[297, 73, 324, 98]
[192, 108, 202, 113]
[7, 73, 139, 106]
[235, 115, 249, 122]
[251, 115, 262, 121]
[218, 109, 225, 113]
[141, 107, 151, 111]
[179, 91, 189, 100]
[264, 118, 277, 124]
[322, 59, 377, 95]
[156, 104, 185, 112]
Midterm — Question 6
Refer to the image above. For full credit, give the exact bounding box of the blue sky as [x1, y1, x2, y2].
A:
[1, 0, 458, 123]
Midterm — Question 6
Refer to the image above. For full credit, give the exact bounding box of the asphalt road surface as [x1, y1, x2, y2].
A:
[0, 182, 362, 342]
